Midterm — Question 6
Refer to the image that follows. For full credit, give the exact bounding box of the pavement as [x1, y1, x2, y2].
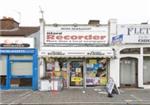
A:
[0, 88, 150, 105]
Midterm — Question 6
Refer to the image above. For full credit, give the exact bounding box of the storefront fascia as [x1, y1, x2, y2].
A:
[0, 38, 38, 90]
[39, 47, 114, 88]
[40, 47, 114, 58]
[111, 45, 150, 89]
[110, 24, 150, 88]
[0, 48, 38, 90]
[120, 45, 150, 89]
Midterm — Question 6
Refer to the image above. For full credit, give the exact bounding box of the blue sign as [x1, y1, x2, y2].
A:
[0, 49, 35, 54]
[112, 34, 123, 44]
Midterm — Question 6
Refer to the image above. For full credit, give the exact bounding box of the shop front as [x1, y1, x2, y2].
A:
[39, 21, 115, 90]
[0, 38, 38, 90]
[110, 24, 150, 89]
[39, 47, 114, 88]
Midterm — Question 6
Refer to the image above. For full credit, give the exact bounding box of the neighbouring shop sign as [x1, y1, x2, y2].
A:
[0, 38, 34, 48]
[44, 26, 108, 44]
[112, 34, 123, 44]
[0, 49, 35, 54]
[117, 25, 150, 43]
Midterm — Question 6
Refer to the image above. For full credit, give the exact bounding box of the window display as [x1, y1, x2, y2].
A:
[86, 58, 108, 86]
[45, 58, 68, 88]
[44, 58, 108, 89]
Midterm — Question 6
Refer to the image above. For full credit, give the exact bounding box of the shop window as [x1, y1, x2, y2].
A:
[120, 48, 140, 54]
[44, 58, 68, 87]
[43, 58, 109, 88]
[144, 47, 150, 54]
[86, 58, 108, 86]
[143, 56, 150, 85]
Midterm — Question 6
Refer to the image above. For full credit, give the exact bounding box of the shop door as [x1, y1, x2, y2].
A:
[0, 55, 7, 89]
[69, 60, 84, 87]
[120, 58, 138, 87]
[10, 60, 33, 89]
[143, 56, 150, 85]
[7, 54, 38, 90]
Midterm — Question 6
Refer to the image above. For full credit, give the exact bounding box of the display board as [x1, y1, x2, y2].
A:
[106, 78, 120, 95]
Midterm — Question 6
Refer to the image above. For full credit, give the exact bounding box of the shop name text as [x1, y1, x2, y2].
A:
[128, 27, 150, 35]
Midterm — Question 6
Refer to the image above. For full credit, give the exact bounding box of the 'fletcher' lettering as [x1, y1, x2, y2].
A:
[128, 27, 150, 35]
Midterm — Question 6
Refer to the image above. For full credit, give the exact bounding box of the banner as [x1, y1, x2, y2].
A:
[44, 26, 108, 44]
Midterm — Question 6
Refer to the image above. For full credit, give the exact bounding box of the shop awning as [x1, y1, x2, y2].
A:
[39, 47, 114, 58]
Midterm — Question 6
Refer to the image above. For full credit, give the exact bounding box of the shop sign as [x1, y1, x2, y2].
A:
[112, 34, 123, 44]
[39, 51, 65, 56]
[87, 51, 105, 55]
[47, 51, 65, 55]
[0, 49, 35, 54]
[67, 52, 86, 55]
[106, 78, 120, 95]
[71, 77, 82, 82]
[117, 25, 150, 43]
[39, 50, 114, 57]
[44, 26, 108, 45]
[0, 38, 34, 48]
[87, 51, 113, 56]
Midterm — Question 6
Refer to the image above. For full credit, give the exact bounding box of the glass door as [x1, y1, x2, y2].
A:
[69, 60, 84, 87]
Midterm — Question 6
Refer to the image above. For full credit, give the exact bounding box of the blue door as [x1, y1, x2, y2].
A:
[0, 49, 38, 90]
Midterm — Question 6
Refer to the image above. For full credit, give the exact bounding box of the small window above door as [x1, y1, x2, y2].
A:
[120, 48, 140, 54]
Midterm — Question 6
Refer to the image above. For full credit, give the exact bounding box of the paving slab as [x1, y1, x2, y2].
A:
[0, 88, 150, 105]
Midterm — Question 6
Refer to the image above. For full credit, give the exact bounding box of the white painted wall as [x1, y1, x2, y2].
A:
[138, 54, 143, 88]
[110, 58, 120, 87]
[39, 58, 45, 78]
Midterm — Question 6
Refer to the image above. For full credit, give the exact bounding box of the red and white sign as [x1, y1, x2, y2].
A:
[44, 26, 108, 44]
[0, 37, 34, 48]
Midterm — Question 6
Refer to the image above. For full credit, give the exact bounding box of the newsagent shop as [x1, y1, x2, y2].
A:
[0, 38, 38, 90]
[39, 19, 115, 90]
[110, 23, 150, 89]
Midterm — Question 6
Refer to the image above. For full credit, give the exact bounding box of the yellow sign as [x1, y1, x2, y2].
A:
[89, 59, 97, 64]
[100, 77, 107, 85]
[71, 77, 82, 82]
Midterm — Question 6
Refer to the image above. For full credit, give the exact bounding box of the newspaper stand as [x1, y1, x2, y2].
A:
[106, 78, 120, 97]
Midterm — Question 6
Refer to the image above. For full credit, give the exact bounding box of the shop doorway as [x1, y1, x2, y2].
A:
[69, 60, 84, 87]
[143, 56, 150, 85]
[120, 57, 138, 88]
[10, 60, 33, 89]
[0, 55, 7, 89]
